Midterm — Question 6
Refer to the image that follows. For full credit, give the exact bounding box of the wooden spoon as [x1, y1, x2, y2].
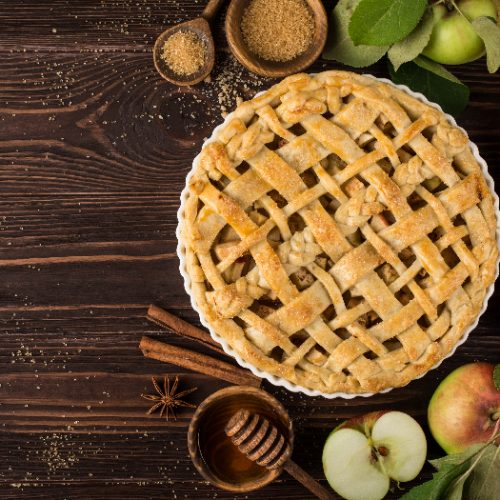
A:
[225, 409, 334, 500]
[153, 0, 225, 86]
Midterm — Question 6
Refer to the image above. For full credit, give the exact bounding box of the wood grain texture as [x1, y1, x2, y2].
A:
[0, 0, 499, 498]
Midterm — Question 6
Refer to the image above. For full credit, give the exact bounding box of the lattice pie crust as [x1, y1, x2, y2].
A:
[179, 71, 498, 394]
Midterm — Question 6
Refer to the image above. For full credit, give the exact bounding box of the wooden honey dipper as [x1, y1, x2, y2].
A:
[225, 409, 334, 500]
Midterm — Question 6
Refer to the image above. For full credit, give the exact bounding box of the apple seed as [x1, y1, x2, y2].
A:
[377, 446, 389, 457]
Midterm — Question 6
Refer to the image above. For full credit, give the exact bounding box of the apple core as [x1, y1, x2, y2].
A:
[322, 411, 427, 500]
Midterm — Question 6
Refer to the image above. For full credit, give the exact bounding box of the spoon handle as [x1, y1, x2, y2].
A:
[284, 460, 334, 500]
[202, 0, 226, 22]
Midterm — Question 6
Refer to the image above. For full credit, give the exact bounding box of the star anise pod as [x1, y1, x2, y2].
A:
[141, 375, 197, 421]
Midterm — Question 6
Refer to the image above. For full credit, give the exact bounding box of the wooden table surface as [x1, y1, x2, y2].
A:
[1, 1, 499, 499]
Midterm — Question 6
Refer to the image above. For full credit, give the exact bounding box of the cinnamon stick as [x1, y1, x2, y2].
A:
[146, 305, 224, 355]
[140, 336, 261, 388]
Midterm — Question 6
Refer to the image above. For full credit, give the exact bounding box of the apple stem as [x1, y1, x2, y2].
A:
[449, 0, 467, 19]
[443, 0, 454, 12]
[492, 411, 500, 421]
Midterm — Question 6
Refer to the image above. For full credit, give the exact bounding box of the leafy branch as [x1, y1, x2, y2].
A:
[323, 0, 500, 116]
[400, 432, 500, 500]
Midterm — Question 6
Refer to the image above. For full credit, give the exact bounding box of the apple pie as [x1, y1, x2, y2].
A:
[178, 71, 498, 394]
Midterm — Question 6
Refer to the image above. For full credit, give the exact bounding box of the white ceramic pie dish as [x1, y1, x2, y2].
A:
[176, 73, 500, 399]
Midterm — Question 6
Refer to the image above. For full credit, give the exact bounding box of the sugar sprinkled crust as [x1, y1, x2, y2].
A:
[179, 71, 498, 394]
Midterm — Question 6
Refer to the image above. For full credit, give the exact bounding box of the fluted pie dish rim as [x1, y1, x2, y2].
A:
[176, 71, 499, 398]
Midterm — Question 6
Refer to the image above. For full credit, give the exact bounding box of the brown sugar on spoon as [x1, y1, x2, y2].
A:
[240, 0, 314, 62]
[161, 30, 206, 76]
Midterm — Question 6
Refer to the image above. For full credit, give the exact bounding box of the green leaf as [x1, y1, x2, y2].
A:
[472, 16, 500, 73]
[494, 364, 500, 391]
[401, 439, 499, 500]
[322, 0, 388, 67]
[400, 460, 472, 500]
[464, 444, 500, 500]
[445, 475, 467, 500]
[348, 0, 427, 46]
[389, 57, 469, 117]
[400, 478, 438, 500]
[430, 444, 485, 470]
[388, 9, 436, 71]
[413, 57, 463, 84]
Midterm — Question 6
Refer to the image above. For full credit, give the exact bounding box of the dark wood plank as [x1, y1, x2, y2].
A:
[0, 0, 220, 51]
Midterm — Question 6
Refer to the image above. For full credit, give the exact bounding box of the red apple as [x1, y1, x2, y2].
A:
[428, 362, 500, 454]
[323, 411, 427, 500]
[423, 0, 497, 65]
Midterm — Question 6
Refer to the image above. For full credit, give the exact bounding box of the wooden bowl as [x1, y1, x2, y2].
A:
[153, 18, 215, 86]
[225, 0, 328, 78]
[187, 386, 293, 493]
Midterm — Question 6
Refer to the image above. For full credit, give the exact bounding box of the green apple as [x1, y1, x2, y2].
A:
[428, 362, 500, 454]
[322, 411, 427, 500]
[423, 0, 498, 65]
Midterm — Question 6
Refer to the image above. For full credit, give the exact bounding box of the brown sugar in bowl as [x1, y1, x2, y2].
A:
[225, 0, 328, 78]
[187, 386, 294, 493]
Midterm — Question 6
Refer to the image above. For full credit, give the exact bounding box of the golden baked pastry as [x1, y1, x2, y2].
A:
[178, 71, 498, 394]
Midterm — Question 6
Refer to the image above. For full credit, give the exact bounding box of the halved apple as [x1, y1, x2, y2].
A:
[322, 411, 427, 500]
